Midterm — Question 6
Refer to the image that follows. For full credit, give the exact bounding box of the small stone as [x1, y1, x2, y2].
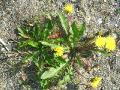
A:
[97, 18, 103, 24]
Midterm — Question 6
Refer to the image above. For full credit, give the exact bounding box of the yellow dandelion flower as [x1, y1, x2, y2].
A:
[105, 36, 116, 51]
[95, 36, 106, 48]
[64, 3, 74, 13]
[90, 76, 102, 88]
[54, 46, 64, 56]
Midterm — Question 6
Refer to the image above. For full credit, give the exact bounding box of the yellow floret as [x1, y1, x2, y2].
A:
[54, 46, 64, 56]
[90, 76, 102, 88]
[95, 36, 106, 48]
[64, 3, 74, 13]
[105, 36, 116, 51]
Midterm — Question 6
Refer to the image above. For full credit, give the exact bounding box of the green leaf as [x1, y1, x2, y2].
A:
[41, 59, 69, 79]
[44, 19, 53, 39]
[58, 75, 70, 85]
[39, 41, 58, 48]
[78, 22, 85, 38]
[23, 54, 34, 63]
[70, 22, 79, 46]
[23, 51, 40, 67]
[17, 27, 24, 34]
[69, 22, 86, 47]
[96, 49, 111, 57]
[45, 18, 53, 30]
[17, 27, 29, 38]
[58, 12, 68, 35]
[56, 57, 66, 64]
[33, 24, 41, 40]
[81, 50, 93, 58]
[41, 64, 65, 79]
[27, 40, 38, 48]
[71, 22, 79, 38]
[68, 24, 74, 44]
[39, 41, 53, 46]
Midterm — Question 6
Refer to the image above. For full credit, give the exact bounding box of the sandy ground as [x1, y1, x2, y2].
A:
[0, 0, 120, 90]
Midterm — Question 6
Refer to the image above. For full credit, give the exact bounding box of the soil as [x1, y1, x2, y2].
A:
[0, 0, 120, 90]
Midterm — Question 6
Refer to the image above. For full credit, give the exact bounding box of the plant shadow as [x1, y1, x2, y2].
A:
[66, 83, 79, 90]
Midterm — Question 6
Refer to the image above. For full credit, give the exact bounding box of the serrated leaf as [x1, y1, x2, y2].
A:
[71, 22, 79, 38]
[70, 22, 85, 47]
[41, 64, 64, 79]
[78, 23, 85, 37]
[70, 22, 79, 46]
[68, 24, 74, 45]
[58, 12, 68, 35]
[41, 59, 69, 79]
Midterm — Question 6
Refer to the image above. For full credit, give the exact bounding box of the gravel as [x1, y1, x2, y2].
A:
[0, 0, 120, 90]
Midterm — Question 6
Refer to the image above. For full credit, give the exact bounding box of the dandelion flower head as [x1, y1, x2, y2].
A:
[95, 36, 106, 48]
[64, 3, 74, 13]
[54, 46, 64, 56]
[90, 76, 102, 88]
[105, 36, 116, 51]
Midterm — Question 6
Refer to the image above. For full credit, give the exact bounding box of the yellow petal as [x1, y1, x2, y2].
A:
[95, 36, 106, 48]
[54, 46, 64, 57]
[90, 76, 102, 88]
[64, 3, 74, 13]
[105, 36, 116, 51]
